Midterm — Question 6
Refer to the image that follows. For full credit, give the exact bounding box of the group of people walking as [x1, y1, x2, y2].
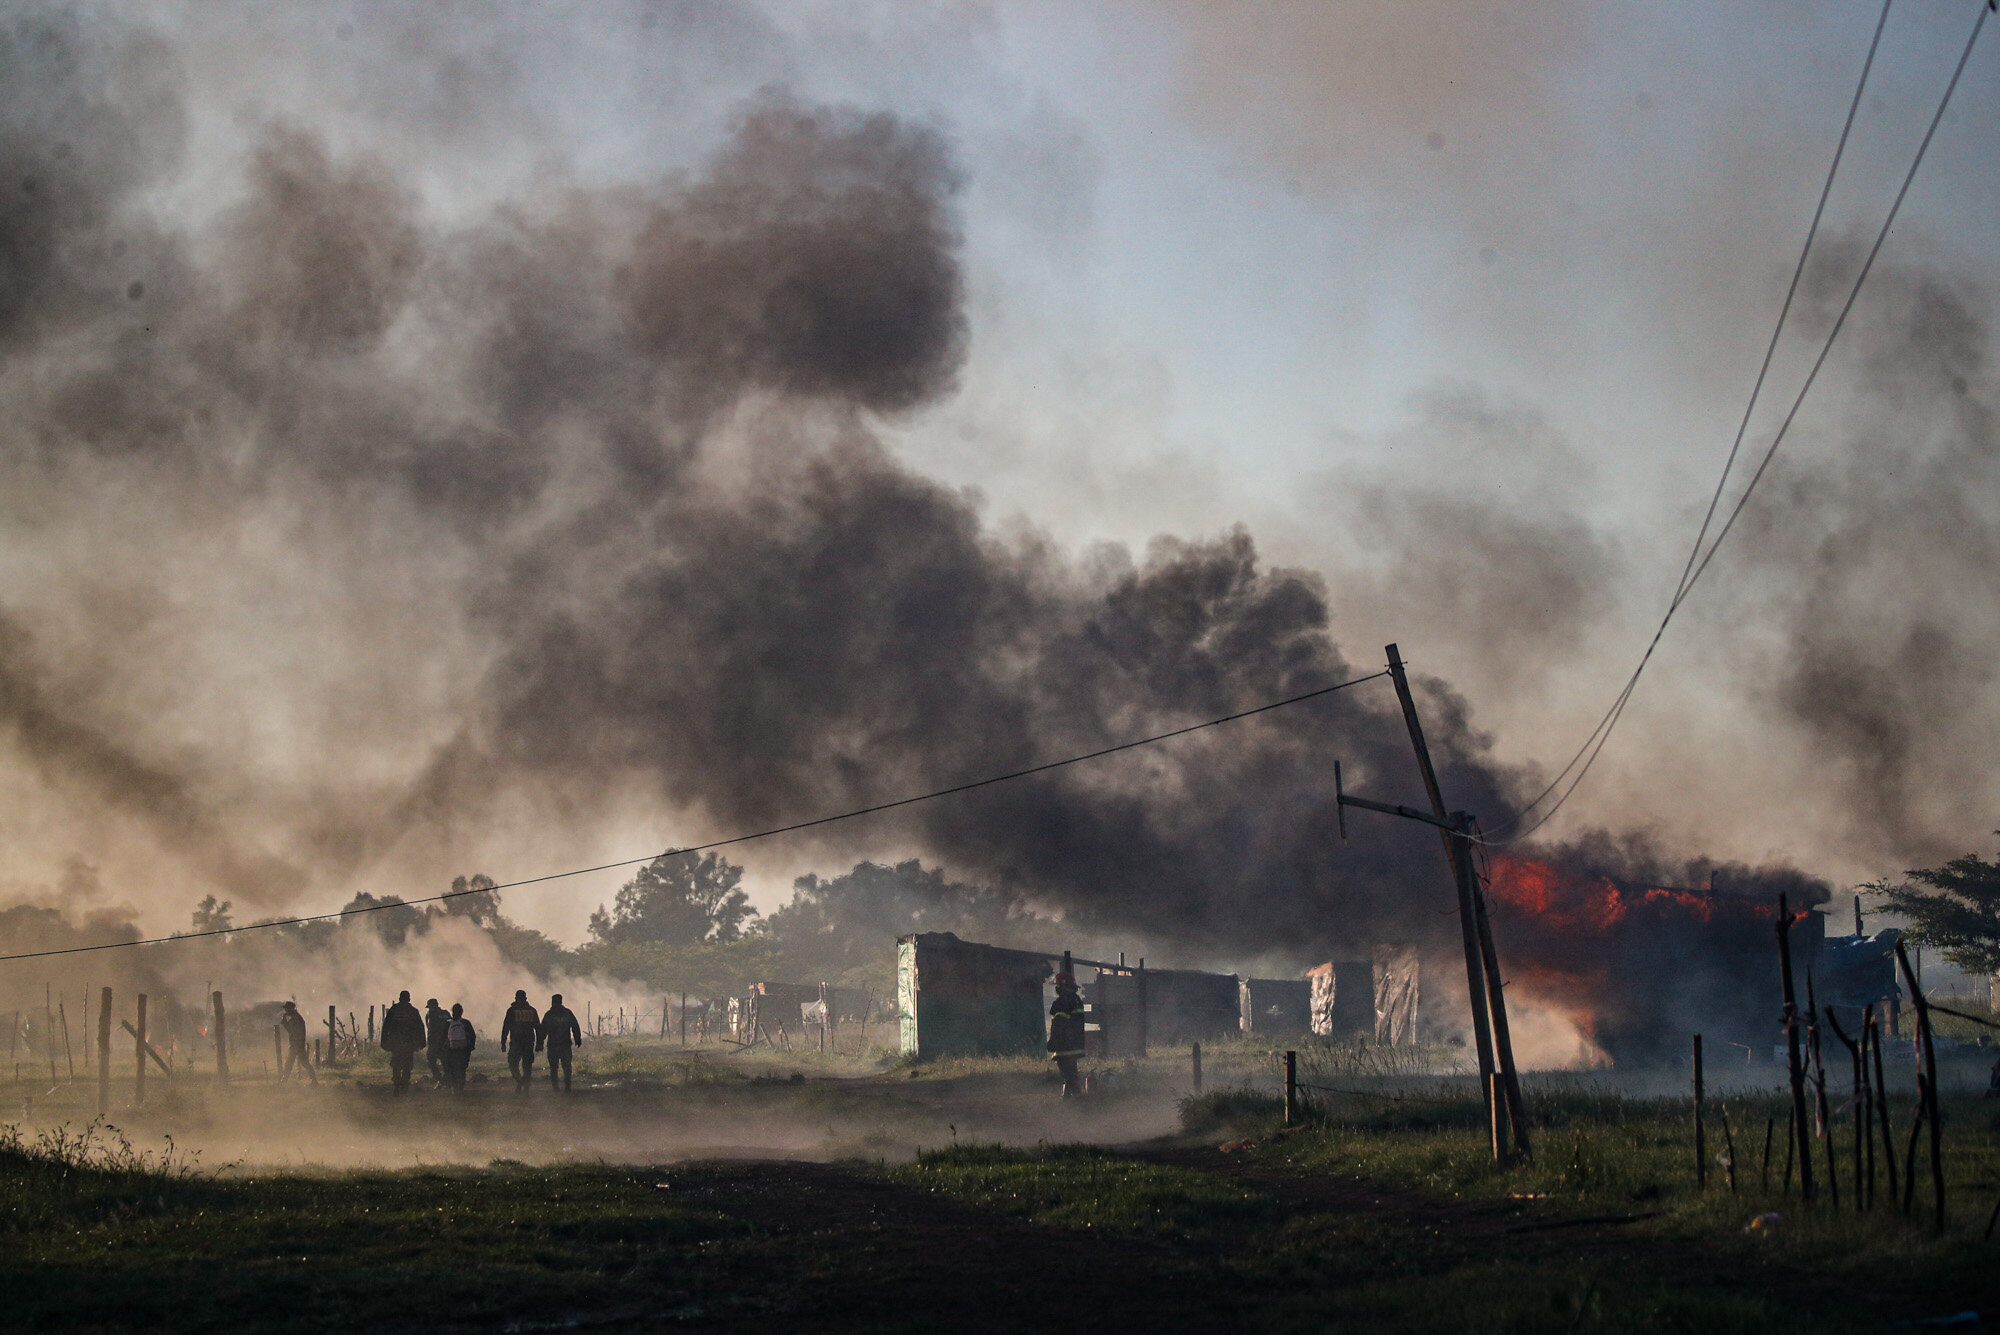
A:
[272, 990, 585, 1095]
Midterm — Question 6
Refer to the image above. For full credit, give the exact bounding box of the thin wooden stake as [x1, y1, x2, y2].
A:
[1895, 941, 1946, 1231]
[1806, 977, 1838, 1212]
[134, 993, 148, 1105]
[1693, 1034, 1706, 1191]
[1870, 1010, 1899, 1207]
[1719, 1104, 1737, 1193]
[1783, 1102, 1796, 1194]
[212, 992, 229, 1083]
[1775, 894, 1814, 1200]
[58, 1002, 74, 1083]
[1901, 1088, 1924, 1217]
[96, 987, 112, 1115]
[1284, 1049, 1297, 1127]
[1760, 1116, 1774, 1192]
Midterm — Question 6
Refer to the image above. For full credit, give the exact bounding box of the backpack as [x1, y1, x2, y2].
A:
[447, 1018, 472, 1050]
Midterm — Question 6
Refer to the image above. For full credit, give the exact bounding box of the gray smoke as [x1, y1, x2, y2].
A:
[1732, 244, 2000, 867]
[0, 5, 1519, 975]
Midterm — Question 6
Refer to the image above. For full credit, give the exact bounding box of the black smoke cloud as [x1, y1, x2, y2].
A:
[0, 6, 1519, 975]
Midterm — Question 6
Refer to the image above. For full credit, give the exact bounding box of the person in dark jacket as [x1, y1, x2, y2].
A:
[441, 1003, 476, 1092]
[278, 1000, 317, 1085]
[538, 994, 583, 1092]
[1047, 973, 1086, 1098]
[424, 998, 449, 1083]
[499, 990, 541, 1093]
[380, 990, 427, 1094]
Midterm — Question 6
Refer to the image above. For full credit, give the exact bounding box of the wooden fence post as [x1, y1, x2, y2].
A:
[213, 991, 229, 1083]
[59, 1002, 75, 1083]
[1896, 941, 1945, 1231]
[1283, 1050, 1297, 1127]
[1776, 894, 1814, 1200]
[134, 994, 148, 1105]
[1693, 1034, 1706, 1190]
[97, 987, 112, 1115]
[1870, 1009, 1899, 1207]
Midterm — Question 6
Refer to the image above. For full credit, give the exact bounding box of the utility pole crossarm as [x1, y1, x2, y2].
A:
[1334, 787, 1466, 836]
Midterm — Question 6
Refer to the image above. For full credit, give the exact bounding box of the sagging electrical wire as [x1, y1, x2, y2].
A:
[1475, 0, 1989, 848]
[0, 669, 1391, 963]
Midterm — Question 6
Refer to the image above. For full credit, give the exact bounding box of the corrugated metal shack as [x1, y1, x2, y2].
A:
[897, 934, 1433, 1058]
[1086, 964, 1242, 1054]
[897, 933, 1053, 1060]
[1239, 977, 1311, 1034]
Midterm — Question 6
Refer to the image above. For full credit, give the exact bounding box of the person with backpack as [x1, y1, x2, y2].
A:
[442, 1003, 477, 1092]
[498, 990, 541, 1093]
[379, 990, 427, 1094]
[423, 998, 450, 1083]
[538, 994, 583, 1093]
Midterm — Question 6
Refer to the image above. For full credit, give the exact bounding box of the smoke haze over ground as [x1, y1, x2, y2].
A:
[1, 2, 1996, 1062]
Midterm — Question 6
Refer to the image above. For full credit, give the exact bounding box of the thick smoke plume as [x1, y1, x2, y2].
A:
[5, 5, 1982, 1069]
[0, 7, 1511, 983]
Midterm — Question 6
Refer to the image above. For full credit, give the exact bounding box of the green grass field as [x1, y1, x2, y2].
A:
[2, 1037, 1995, 1332]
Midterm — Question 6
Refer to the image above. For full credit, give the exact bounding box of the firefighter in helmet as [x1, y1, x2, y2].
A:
[1047, 972, 1086, 1097]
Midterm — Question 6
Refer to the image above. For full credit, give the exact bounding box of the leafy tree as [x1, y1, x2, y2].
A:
[1871, 836, 2000, 973]
[762, 859, 1052, 990]
[439, 874, 501, 927]
[341, 891, 424, 947]
[190, 895, 234, 933]
[588, 852, 755, 947]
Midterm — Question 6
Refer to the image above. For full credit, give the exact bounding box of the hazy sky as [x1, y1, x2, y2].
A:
[5, 1, 1998, 942]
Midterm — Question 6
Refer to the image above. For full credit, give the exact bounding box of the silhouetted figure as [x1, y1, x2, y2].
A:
[500, 990, 541, 1093]
[442, 1003, 476, 1092]
[278, 1001, 317, 1085]
[1048, 973, 1085, 1098]
[380, 990, 426, 1094]
[539, 994, 582, 1093]
[424, 999, 449, 1083]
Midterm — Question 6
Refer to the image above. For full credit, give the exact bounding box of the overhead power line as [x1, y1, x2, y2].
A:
[0, 669, 1390, 964]
[1478, 0, 1989, 847]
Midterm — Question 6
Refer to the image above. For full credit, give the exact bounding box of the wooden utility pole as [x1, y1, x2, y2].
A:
[1463, 832, 1529, 1155]
[212, 992, 229, 1083]
[97, 987, 112, 1114]
[1776, 895, 1814, 1200]
[134, 993, 148, 1106]
[1386, 644, 1498, 1135]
